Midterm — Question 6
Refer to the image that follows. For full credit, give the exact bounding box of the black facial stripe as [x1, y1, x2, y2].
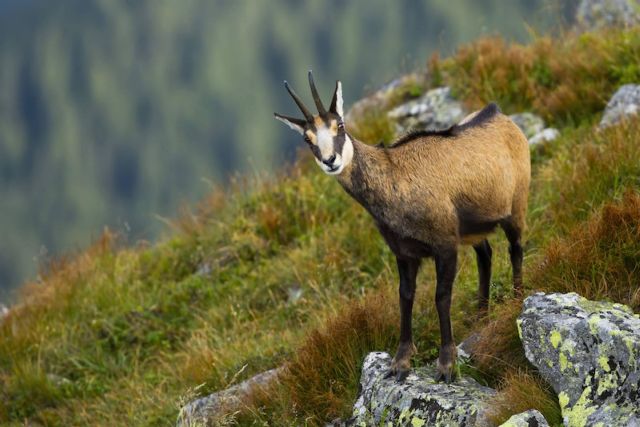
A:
[309, 143, 321, 159]
[333, 132, 346, 155]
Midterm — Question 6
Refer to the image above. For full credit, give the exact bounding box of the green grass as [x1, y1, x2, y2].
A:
[2, 26, 640, 426]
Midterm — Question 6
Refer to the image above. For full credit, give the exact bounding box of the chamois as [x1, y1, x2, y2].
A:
[274, 72, 531, 383]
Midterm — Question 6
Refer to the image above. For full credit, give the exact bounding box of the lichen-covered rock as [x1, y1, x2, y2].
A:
[345, 73, 425, 124]
[507, 112, 559, 146]
[348, 352, 495, 426]
[576, 0, 640, 31]
[518, 292, 640, 427]
[498, 410, 549, 427]
[600, 84, 640, 128]
[508, 113, 545, 140]
[176, 368, 281, 426]
[388, 87, 466, 135]
[528, 128, 560, 146]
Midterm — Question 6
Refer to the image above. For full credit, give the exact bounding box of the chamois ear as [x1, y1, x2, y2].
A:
[274, 112, 305, 135]
[329, 80, 344, 118]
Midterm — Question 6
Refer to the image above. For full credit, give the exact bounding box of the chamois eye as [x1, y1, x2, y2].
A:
[304, 136, 311, 144]
[338, 122, 345, 131]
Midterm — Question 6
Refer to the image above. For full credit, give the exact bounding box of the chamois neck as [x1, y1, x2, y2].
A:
[334, 136, 391, 202]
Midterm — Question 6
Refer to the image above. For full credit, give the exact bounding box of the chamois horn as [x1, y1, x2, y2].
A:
[284, 80, 314, 122]
[308, 70, 327, 116]
[329, 80, 340, 115]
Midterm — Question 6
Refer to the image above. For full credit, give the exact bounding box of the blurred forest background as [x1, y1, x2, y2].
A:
[0, 0, 575, 300]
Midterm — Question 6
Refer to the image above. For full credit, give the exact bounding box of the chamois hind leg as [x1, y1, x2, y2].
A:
[501, 218, 524, 296]
[434, 247, 458, 383]
[473, 239, 492, 313]
[385, 257, 420, 382]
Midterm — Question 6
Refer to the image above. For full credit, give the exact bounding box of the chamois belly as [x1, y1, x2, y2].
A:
[456, 200, 511, 246]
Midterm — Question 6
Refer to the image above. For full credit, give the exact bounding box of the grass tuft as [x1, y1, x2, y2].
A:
[532, 190, 640, 311]
[431, 28, 640, 125]
[486, 369, 562, 426]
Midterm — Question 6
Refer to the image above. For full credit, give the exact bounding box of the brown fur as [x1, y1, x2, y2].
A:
[275, 74, 531, 383]
[336, 106, 530, 382]
[336, 112, 531, 250]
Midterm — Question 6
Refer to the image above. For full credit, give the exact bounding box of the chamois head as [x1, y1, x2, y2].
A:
[274, 71, 354, 175]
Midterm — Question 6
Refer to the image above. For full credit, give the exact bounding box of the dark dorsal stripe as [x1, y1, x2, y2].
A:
[390, 102, 501, 148]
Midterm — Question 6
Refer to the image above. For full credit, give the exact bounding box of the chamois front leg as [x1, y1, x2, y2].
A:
[434, 248, 458, 383]
[385, 257, 420, 382]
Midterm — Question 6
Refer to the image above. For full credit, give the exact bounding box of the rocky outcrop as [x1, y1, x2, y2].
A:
[518, 292, 640, 427]
[345, 73, 426, 124]
[386, 88, 559, 146]
[498, 410, 549, 427]
[508, 112, 559, 146]
[528, 128, 560, 146]
[576, 0, 640, 31]
[388, 87, 466, 135]
[177, 367, 281, 426]
[346, 352, 495, 426]
[600, 84, 640, 128]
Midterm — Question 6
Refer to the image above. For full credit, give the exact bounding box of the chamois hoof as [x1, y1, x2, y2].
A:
[436, 345, 459, 384]
[385, 342, 416, 382]
[384, 366, 410, 382]
[435, 366, 458, 384]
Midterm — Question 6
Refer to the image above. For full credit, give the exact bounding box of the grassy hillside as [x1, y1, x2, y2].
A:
[0, 0, 555, 297]
[1, 26, 640, 426]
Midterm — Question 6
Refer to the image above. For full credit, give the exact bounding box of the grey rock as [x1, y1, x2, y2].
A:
[0, 304, 9, 321]
[345, 73, 425, 124]
[498, 410, 548, 427]
[388, 87, 466, 135]
[46, 373, 72, 388]
[286, 284, 303, 304]
[498, 410, 549, 427]
[195, 263, 212, 277]
[576, 0, 640, 30]
[518, 292, 640, 427]
[528, 128, 560, 146]
[457, 332, 481, 364]
[177, 367, 281, 426]
[508, 112, 559, 145]
[600, 84, 640, 128]
[508, 113, 545, 140]
[348, 352, 495, 426]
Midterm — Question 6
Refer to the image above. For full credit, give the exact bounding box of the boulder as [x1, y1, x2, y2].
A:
[600, 84, 640, 128]
[345, 73, 426, 124]
[528, 128, 560, 146]
[518, 292, 640, 427]
[508, 113, 546, 140]
[388, 87, 466, 135]
[576, 0, 640, 31]
[177, 367, 281, 426]
[347, 352, 495, 426]
[508, 112, 559, 146]
[498, 410, 549, 427]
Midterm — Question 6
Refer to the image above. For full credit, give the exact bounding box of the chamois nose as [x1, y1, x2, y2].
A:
[323, 154, 337, 166]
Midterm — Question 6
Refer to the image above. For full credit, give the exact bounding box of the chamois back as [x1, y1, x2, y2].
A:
[391, 103, 501, 148]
